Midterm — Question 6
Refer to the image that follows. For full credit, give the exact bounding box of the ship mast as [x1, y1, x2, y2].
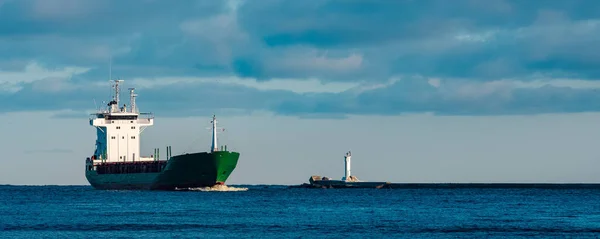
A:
[129, 88, 137, 113]
[108, 79, 123, 113]
[211, 114, 218, 153]
[114, 80, 121, 106]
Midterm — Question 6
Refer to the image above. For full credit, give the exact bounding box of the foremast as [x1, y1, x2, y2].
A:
[210, 115, 226, 153]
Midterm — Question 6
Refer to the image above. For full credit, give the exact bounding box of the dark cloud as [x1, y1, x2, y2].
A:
[272, 79, 600, 116]
[0, 79, 298, 117]
[2, 77, 600, 117]
[2, 0, 599, 81]
[1, 0, 600, 116]
[0, 0, 230, 76]
[239, 0, 600, 47]
[234, 0, 600, 80]
[0, 0, 225, 37]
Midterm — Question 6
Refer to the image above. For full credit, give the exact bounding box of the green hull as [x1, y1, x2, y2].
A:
[85, 151, 240, 190]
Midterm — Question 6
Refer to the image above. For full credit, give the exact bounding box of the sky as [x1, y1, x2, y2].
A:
[1, 0, 600, 185]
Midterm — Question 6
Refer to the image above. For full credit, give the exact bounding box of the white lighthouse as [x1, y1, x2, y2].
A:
[342, 151, 352, 181]
[89, 79, 156, 163]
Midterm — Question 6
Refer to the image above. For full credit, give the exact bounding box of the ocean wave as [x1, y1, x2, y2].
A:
[175, 185, 249, 192]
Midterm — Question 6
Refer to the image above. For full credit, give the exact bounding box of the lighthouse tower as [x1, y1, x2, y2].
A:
[342, 151, 352, 181]
[89, 80, 155, 163]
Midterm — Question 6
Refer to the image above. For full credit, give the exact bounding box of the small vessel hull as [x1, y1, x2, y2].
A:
[304, 180, 392, 189]
[85, 151, 240, 190]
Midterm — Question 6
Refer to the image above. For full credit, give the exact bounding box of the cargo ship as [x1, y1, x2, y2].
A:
[84, 80, 240, 190]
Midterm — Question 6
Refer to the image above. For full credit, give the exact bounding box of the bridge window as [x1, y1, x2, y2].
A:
[122, 136, 124, 139]
[107, 115, 138, 120]
[131, 126, 136, 129]
[116, 126, 121, 129]
[131, 136, 136, 139]
[111, 136, 116, 139]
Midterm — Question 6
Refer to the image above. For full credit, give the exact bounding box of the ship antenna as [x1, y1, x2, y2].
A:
[109, 55, 112, 81]
[106, 57, 112, 111]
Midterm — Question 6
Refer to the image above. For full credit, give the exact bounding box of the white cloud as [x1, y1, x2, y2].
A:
[451, 80, 513, 100]
[0, 60, 357, 94]
[454, 30, 498, 43]
[0, 61, 90, 92]
[127, 76, 357, 94]
[428, 78, 441, 88]
[514, 78, 600, 89]
[345, 77, 401, 94]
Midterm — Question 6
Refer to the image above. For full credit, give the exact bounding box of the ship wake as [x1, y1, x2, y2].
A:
[175, 185, 248, 192]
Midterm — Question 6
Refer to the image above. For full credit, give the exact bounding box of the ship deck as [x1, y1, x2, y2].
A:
[92, 160, 168, 174]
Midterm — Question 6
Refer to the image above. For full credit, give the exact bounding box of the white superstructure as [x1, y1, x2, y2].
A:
[342, 151, 351, 181]
[89, 80, 155, 163]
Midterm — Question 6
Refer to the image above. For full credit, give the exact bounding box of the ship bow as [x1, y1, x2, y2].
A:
[151, 151, 240, 190]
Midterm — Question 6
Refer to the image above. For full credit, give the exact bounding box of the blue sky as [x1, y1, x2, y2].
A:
[1, 0, 600, 185]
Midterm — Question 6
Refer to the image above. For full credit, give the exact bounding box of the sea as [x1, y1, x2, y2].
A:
[1, 185, 600, 238]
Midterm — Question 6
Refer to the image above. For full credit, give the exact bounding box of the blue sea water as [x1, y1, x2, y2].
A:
[1, 185, 600, 238]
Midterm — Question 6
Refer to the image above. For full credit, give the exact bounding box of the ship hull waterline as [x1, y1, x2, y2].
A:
[85, 151, 240, 190]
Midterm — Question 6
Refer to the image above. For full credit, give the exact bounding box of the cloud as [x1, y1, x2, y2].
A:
[271, 77, 600, 117]
[0, 62, 90, 93]
[236, 0, 600, 81]
[2, 64, 600, 118]
[1, 0, 600, 117]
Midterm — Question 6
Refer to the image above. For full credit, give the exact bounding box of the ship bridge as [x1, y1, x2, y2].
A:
[88, 80, 156, 164]
[89, 112, 154, 126]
